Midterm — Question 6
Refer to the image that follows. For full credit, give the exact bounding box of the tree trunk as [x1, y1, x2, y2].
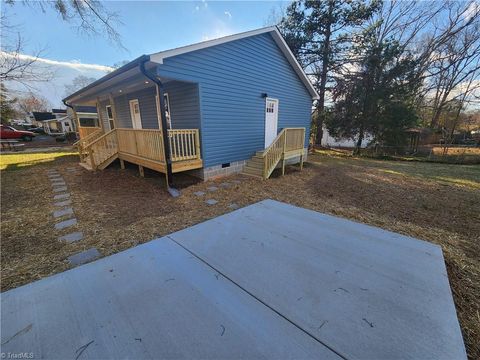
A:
[314, 2, 333, 146]
[354, 125, 365, 155]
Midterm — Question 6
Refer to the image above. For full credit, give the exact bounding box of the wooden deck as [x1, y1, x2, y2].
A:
[77, 128, 203, 174]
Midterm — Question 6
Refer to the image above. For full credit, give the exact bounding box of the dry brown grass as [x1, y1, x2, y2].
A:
[1, 151, 479, 359]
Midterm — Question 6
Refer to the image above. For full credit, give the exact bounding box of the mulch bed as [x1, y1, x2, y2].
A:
[1, 152, 479, 359]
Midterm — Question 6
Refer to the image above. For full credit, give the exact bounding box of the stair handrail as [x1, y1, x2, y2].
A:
[83, 129, 118, 169]
[260, 127, 306, 179]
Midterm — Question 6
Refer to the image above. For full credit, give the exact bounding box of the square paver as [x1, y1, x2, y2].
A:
[231, 180, 241, 184]
[207, 186, 218, 192]
[67, 248, 101, 266]
[54, 199, 72, 207]
[54, 193, 70, 200]
[54, 218, 77, 230]
[205, 199, 218, 205]
[48, 175, 62, 180]
[58, 231, 84, 243]
[194, 191, 205, 196]
[228, 203, 239, 210]
[53, 186, 67, 193]
[220, 182, 231, 188]
[53, 207, 74, 218]
[51, 181, 66, 187]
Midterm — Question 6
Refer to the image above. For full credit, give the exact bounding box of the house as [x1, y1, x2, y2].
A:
[31, 110, 76, 135]
[63, 27, 319, 187]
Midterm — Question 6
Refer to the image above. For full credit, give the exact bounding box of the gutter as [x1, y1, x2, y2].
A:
[139, 57, 178, 196]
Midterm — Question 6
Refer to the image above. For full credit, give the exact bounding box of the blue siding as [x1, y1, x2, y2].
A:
[99, 99, 111, 130]
[157, 33, 312, 167]
[113, 87, 159, 129]
[164, 81, 200, 129]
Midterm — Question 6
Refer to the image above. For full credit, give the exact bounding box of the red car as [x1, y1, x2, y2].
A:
[0, 125, 36, 141]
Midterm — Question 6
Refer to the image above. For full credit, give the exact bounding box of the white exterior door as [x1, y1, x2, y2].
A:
[264, 98, 279, 148]
[129, 99, 142, 129]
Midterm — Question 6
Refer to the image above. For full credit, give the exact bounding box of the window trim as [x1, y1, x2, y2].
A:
[105, 105, 115, 130]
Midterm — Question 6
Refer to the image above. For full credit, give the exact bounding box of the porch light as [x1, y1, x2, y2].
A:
[119, 89, 123, 93]
[145, 81, 149, 84]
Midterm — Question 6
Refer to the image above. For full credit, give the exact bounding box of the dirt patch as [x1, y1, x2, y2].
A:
[1, 152, 479, 359]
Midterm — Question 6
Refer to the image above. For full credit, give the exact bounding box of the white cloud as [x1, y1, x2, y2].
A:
[463, 1, 479, 21]
[2, 52, 113, 107]
[224, 11, 232, 19]
[1, 51, 113, 72]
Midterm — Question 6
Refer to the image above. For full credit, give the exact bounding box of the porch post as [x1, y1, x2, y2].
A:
[108, 93, 120, 129]
[96, 97, 105, 132]
[71, 107, 81, 137]
[155, 83, 173, 187]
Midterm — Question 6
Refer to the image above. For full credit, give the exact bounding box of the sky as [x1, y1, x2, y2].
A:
[2, 0, 289, 107]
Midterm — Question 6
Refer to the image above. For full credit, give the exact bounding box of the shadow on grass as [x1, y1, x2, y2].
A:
[0, 152, 78, 171]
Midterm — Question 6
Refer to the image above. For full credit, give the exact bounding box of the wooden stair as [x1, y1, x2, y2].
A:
[242, 128, 306, 180]
[243, 154, 264, 178]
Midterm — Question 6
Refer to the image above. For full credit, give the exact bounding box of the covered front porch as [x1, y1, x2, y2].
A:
[77, 127, 201, 174]
[67, 61, 203, 181]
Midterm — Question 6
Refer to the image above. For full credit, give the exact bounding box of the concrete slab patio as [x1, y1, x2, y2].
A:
[0, 200, 466, 359]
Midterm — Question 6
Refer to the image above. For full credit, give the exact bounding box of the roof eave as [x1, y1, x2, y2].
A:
[63, 55, 150, 103]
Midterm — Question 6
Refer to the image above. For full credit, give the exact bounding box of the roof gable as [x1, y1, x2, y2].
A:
[150, 27, 319, 100]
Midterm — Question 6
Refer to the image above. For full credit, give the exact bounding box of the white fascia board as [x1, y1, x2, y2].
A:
[150, 26, 319, 100]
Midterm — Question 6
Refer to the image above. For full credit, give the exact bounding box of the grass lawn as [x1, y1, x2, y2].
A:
[1, 150, 479, 359]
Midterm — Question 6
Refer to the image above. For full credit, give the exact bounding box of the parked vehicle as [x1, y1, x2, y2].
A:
[0, 125, 36, 141]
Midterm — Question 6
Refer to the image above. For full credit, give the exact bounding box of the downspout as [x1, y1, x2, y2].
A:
[139, 57, 178, 195]
[63, 100, 79, 133]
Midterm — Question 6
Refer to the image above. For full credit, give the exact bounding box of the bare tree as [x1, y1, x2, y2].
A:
[0, 13, 53, 87]
[4, 0, 123, 46]
[64, 75, 98, 97]
[15, 92, 51, 116]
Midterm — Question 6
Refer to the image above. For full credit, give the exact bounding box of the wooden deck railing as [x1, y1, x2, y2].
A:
[78, 126, 102, 139]
[261, 127, 305, 179]
[168, 129, 201, 162]
[75, 128, 104, 162]
[83, 128, 202, 170]
[88, 130, 118, 169]
[117, 128, 165, 163]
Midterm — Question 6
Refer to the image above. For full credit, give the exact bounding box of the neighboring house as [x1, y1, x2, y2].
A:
[32, 110, 76, 134]
[63, 27, 319, 184]
[321, 127, 373, 148]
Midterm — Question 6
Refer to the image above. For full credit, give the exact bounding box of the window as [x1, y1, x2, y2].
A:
[106, 105, 115, 130]
[79, 118, 98, 127]
[266, 102, 275, 113]
[155, 93, 172, 129]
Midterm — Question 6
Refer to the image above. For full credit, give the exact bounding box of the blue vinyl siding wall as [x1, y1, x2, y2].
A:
[164, 81, 201, 129]
[113, 87, 158, 129]
[99, 99, 110, 130]
[157, 33, 312, 167]
[108, 82, 200, 131]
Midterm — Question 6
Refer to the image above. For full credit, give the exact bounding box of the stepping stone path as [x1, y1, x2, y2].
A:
[59, 231, 84, 243]
[46, 169, 99, 266]
[54, 218, 77, 230]
[54, 199, 72, 207]
[228, 203, 239, 210]
[207, 186, 218, 192]
[220, 182, 231, 188]
[231, 180, 242, 184]
[205, 199, 218, 205]
[67, 248, 100, 266]
[53, 207, 74, 218]
[194, 191, 205, 196]
[53, 186, 67, 193]
[54, 193, 70, 200]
